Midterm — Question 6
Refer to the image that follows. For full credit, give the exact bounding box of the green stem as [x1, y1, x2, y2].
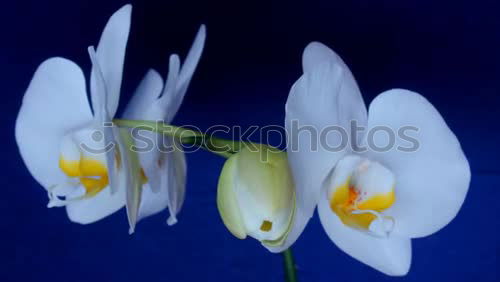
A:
[114, 119, 258, 158]
[283, 248, 298, 282]
[185, 135, 234, 158]
[113, 119, 201, 140]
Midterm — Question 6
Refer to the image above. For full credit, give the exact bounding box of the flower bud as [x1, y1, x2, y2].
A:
[217, 144, 295, 247]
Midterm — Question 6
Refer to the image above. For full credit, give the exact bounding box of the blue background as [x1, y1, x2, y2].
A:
[2, 0, 499, 281]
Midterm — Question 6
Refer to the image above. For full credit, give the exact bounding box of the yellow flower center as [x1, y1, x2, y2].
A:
[59, 157, 109, 197]
[59, 156, 148, 198]
[330, 179, 395, 230]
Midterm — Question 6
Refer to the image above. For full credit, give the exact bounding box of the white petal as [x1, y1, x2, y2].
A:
[90, 4, 132, 117]
[282, 58, 350, 251]
[126, 55, 182, 198]
[47, 182, 84, 208]
[302, 41, 341, 73]
[165, 139, 187, 225]
[318, 188, 412, 276]
[177, 25, 206, 89]
[65, 127, 126, 224]
[123, 69, 165, 194]
[117, 128, 143, 234]
[124, 69, 178, 197]
[66, 185, 125, 224]
[158, 54, 181, 122]
[119, 25, 203, 226]
[122, 69, 164, 120]
[363, 89, 471, 238]
[128, 53, 186, 209]
[302, 42, 368, 148]
[216, 153, 247, 239]
[324, 154, 363, 196]
[285, 62, 347, 215]
[135, 131, 164, 195]
[15, 57, 93, 189]
[163, 54, 181, 100]
[125, 54, 179, 122]
[161, 25, 206, 122]
[175, 25, 206, 104]
[136, 138, 187, 225]
[88, 46, 119, 195]
[102, 123, 119, 194]
[137, 182, 168, 223]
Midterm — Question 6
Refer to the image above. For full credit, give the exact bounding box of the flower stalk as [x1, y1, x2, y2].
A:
[283, 248, 298, 282]
[114, 119, 258, 158]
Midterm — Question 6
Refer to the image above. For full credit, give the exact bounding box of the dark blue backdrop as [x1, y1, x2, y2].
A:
[2, 1, 498, 281]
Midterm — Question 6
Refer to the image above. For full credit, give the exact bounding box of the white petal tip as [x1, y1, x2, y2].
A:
[87, 46, 96, 58]
[304, 41, 327, 51]
[116, 4, 132, 16]
[128, 226, 135, 235]
[167, 216, 178, 226]
[384, 262, 411, 276]
[199, 24, 206, 34]
[170, 54, 181, 66]
[194, 24, 207, 46]
[47, 199, 66, 208]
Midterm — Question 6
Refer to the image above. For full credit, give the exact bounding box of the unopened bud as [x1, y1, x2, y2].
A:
[217, 144, 295, 247]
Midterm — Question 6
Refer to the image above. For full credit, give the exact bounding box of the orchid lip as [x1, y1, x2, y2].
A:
[328, 155, 397, 238]
[46, 182, 85, 208]
[350, 209, 395, 238]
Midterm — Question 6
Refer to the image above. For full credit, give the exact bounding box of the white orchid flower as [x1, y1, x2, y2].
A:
[122, 25, 206, 226]
[285, 42, 471, 275]
[15, 5, 133, 225]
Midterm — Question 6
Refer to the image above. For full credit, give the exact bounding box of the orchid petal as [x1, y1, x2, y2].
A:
[163, 54, 181, 100]
[121, 26, 204, 225]
[65, 185, 126, 224]
[123, 69, 164, 119]
[137, 138, 187, 224]
[285, 62, 346, 216]
[362, 89, 470, 238]
[90, 4, 131, 117]
[158, 54, 181, 122]
[123, 69, 164, 194]
[318, 187, 412, 276]
[303, 42, 368, 148]
[88, 46, 119, 195]
[137, 181, 166, 222]
[64, 126, 126, 224]
[217, 153, 247, 238]
[163, 25, 206, 122]
[15, 57, 93, 189]
[125, 55, 181, 196]
[175, 25, 206, 97]
[136, 54, 181, 196]
[164, 139, 187, 225]
[116, 128, 143, 234]
[282, 63, 348, 252]
[281, 44, 370, 252]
